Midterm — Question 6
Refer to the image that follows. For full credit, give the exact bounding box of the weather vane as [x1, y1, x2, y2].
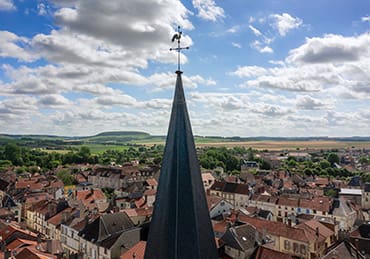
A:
[170, 26, 189, 71]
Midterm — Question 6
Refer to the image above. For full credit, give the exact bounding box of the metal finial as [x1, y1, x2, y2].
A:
[170, 26, 190, 71]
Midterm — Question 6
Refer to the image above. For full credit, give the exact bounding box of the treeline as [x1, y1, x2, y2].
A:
[0, 143, 164, 172]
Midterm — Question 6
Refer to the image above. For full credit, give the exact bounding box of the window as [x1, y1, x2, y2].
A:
[313, 210, 317, 214]
[293, 243, 299, 253]
[284, 240, 291, 250]
[300, 244, 306, 255]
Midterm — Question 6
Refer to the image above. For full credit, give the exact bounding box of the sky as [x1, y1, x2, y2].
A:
[0, 0, 370, 137]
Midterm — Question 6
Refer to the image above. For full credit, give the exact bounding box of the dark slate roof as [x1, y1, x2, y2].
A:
[144, 71, 218, 259]
[258, 209, 272, 219]
[364, 183, 370, 193]
[221, 224, 257, 252]
[0, 178, 9, 192]
[321, 240, 365, 259]
[80, 212, 134, 243]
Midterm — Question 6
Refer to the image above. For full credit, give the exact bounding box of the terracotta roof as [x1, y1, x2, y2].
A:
[210, 181, 226, 191]
[277, 197, 299, 207]
[46, 208, 74, 226]
[14, 246, 57, 259]
[76, 189, 106, 210]
[206, 195, 223, 210]
[315, 177, 329, 186]
[238, 215, 310, 243]
[120, 241, 146, 259]
[134, 198, 146, 208]
[299, 197, 331, 212]
[6, 238, 37, 250]
[213, 220, 228, 234]
[143, 189, 156, 196]
[145, 178, 158, 186]
[255, 245, 293, 259]
[0, 224, 37, 241]
[301, 219, 334, 238]
[295, 223, 326, 243]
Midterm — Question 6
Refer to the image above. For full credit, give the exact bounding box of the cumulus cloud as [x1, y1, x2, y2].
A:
[192, 0, 225, 22]
[148, 72, 216, 91]
[287, 33, 370, 64]
[250, 40, 273, 54]
[269, 13, 302, 36]
[38, 94, 71, 107]
[0, 31, 35, 62]
[37, 3, 47, 16]
[0, 0, 15, 11]
[362, 15, 370, 22]
[295, 95, 329, 110]
[231, 66, 268, 78]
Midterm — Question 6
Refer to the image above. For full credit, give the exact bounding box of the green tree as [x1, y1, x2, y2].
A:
[3, 143, 22, 166]
[56, 169, 75, 186]
[327, 153, 339, 166]
[320, 160, 331, 169]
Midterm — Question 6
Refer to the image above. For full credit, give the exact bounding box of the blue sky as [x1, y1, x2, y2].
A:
[0, 0, 370, 137]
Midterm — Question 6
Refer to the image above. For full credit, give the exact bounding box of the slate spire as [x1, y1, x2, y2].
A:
[144, 70, 218, 259]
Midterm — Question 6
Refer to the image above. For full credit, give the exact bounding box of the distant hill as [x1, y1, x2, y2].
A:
[1, 131, 370, 149]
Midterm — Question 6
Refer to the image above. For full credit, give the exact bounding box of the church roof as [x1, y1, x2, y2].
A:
[144, 71, 218, 259]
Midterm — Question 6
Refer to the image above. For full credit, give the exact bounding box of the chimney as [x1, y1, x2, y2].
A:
[316, 227, 319, 238]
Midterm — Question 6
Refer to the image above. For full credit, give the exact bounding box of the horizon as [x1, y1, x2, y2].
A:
[1, 1, 370, 137]
[1, 130, 370, 139]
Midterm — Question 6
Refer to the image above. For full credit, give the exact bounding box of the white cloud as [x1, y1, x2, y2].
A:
[362, 15, 370, 22]
[287, 33, 370, 64]
[231, 42, 242, 49]
[269, 13, 302, 36]
[248, 25, 262, 36]
[37, 3, 47, 16]
[231, 66, 267, 78]
[0, 0, 15, 11]
[295, 95, 330, 110]
[227, 26, 240, 34]
[250, 40, 273, 53]
[38, 94, 71, 107]
[0, 31, 35, 62]
[148, 72, 216, 91]
[192, 0, 225, 22]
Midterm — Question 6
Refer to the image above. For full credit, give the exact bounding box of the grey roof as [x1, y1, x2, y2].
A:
[80, 212, 134, 243]
[144, 71, 218, 259]
[221, 224, 257, 251]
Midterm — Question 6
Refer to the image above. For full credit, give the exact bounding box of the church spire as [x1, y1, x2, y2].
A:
[144, 30, 218, 259]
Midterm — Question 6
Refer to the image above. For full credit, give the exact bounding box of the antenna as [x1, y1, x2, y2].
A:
[170, 26, 190, 71]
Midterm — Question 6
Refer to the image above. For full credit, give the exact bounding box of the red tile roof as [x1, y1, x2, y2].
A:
[299, 197, 331, 212]
[46, 208, 74, 226]
[277, 197, 299, 207]
[145, 178, 158, 186]
[120, 241, 146, 259]
[238, 215, 310, 243]
[206, 195, 223, 210]
[255, 245, 293, 259]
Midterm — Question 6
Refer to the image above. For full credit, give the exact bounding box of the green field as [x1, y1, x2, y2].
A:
[2, 131, 370, 154]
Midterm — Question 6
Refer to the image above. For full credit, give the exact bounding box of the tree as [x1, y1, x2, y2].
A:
[327, 153, 339, 166]
[3, 143, 22, 166]
[57, 169, 75, 186]
[260, 160, 271, 170]
[320, 160, 331, 170]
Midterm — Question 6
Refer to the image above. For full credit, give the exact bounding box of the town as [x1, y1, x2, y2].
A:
[0, 141, 370, 258]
